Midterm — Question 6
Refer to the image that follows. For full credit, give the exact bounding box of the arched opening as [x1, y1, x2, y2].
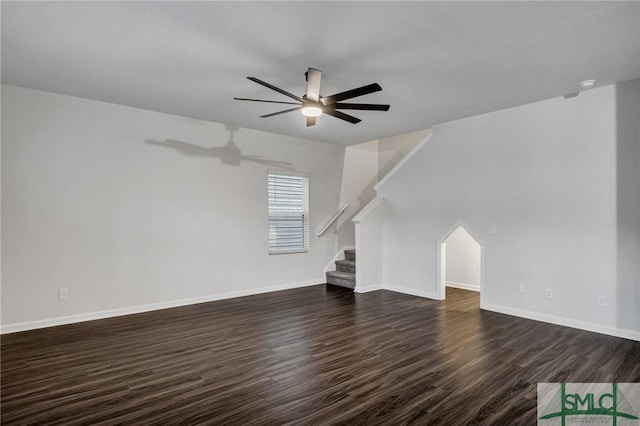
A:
[437, 222, 484, 304]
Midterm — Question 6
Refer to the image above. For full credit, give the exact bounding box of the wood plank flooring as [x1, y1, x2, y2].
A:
[2, 286, 639, 425]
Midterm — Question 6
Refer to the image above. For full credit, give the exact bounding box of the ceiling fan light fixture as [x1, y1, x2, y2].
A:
[301, 105, 323, 117]
[579, 79, 596, 88]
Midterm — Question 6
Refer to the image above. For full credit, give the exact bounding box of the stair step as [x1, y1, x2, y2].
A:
[344, 249, 356, 261]
[326, 270, 355, 290]
[335, 259, 355, 274]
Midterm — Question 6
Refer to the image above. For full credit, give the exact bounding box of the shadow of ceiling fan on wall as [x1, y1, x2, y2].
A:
[234, 67, 390, 127]
[144, 126, 294, 169]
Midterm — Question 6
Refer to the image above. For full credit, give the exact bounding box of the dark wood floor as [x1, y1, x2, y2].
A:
[2, 286, 639, 425]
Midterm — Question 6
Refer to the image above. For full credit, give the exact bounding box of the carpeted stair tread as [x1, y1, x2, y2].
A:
[344, 249, 356, 261]
[325, 270, 356, 290]
[326, 249, 356, 290]
[326, 270, 355, 280]
[335, 259, 355, 273]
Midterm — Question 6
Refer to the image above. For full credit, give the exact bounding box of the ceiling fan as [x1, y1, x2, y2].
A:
[234, 67, 390, 127]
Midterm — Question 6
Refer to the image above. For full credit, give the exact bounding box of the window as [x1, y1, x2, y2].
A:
[268, 172, 309, 254]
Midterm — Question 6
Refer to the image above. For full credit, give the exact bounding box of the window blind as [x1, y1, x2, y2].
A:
[268, 172, 309, 254]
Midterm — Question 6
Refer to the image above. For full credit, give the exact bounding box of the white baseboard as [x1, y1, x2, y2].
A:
[446, 281, 480, 292]
[354, 282, 440, 299]
[7, 280, 637, 343]
[383, 284, 441, 300]
[1, 278, 324, 334]
[481, 302, 640, 342]
[364, 285, 639, 341]
[355, 284, 384, 293]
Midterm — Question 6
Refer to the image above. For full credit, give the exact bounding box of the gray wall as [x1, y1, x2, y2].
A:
[615, 79, 640, 333]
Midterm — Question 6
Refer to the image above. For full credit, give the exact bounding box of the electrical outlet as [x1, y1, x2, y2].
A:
[545, 288, 553, 298]
[519, 283, 526, 293]
[59, 288, 69, 300]
[597, 294, 607, 307]
[490, 225, 497, 235]
[259, 267, 265, 278]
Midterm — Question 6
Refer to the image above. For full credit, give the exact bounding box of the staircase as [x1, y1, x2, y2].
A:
[326, 248, 356, 290]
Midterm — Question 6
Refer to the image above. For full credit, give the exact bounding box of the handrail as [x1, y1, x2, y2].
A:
[316, 204, 348, 237]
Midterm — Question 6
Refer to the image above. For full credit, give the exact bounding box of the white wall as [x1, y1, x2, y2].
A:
[353, 197, 386, 292]
[336, 140, 379, 248]
[444, 226, 481, 289]
[1, 85, 345, 331]
[377, 130, 428, 180]
[375, 81, 639, 340]
[336, 129, 430, 248]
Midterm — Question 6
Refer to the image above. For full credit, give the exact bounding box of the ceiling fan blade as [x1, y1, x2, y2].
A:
[321, 83, 382, 105]
[247, 77, 303, 102]
[306, 116, 317, 127]
[305, 68, 322, 102]
[234, 97, 300, 105]
[260, 107, 301, 118]
[324, 109, 361, 124]
[332, 103, 390, 111]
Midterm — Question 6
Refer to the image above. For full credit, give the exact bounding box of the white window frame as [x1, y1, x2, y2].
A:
[268, 171, 309, 255]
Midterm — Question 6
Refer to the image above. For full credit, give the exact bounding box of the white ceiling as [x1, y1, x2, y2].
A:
[2, 2, 639, 146]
